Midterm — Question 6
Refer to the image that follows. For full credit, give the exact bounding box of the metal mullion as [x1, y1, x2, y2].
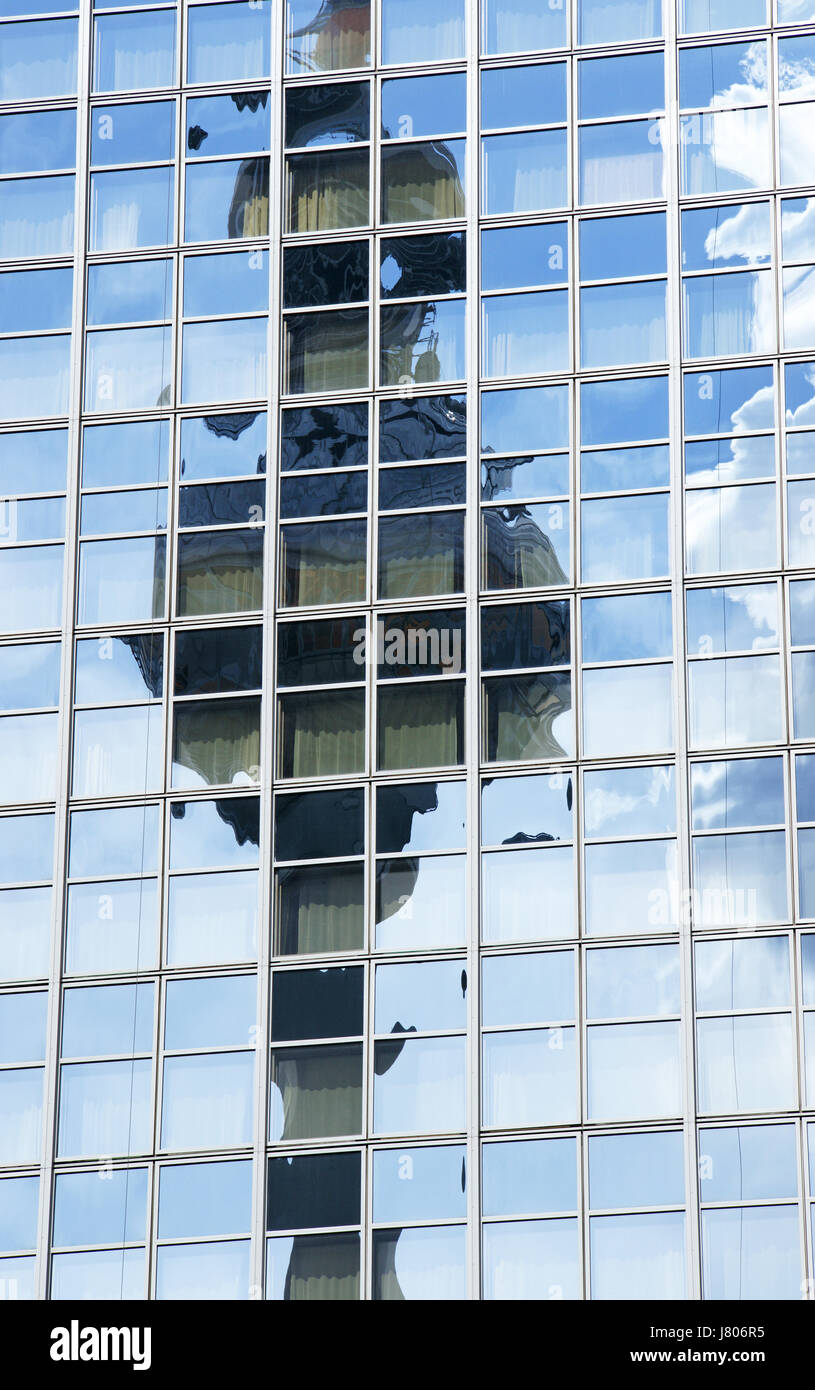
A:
[464, 0, 481, 1304]
[33, 0, 91, 1302]
[248, 0, 282, 1301]
[660, 0, 702, 1301]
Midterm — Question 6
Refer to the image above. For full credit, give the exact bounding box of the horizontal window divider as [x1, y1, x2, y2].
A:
[581, 486, 671, 499]
[50, 1240, 146, 1255]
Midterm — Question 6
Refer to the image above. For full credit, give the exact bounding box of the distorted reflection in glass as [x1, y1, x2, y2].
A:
[373, 1226, 466, 1300]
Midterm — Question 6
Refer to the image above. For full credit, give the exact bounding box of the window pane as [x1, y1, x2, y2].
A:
[161, 1053, 254, 1150]
[483, 290, 568, 377]
[482, 846, 575, 943]
[580, 281, 667, 368]
[269, 1043, 363, 1140]
[680, 110, 770, 196]
[580, 0, 661, 43]
[481, 0, 567, 55]
[482, 131, 567, 215]
[276, 863, 364, 955]
[697, 1015, 795, 1112]
[182, 318, 268, 404]
[582, 666, 673, 759]
[188, 1, 271, 84]
[483, 673, 573, 762]
[373, 1226, 466, 1300]
[0, 337, 70, 420]
[155, 1240, 249, 1300]
[373, 1035, 465, 1134]
[66, 879, 158, 976]
[579, 121, 664, 205]
[58, 1059, 151, 1157]
[0, 17, 77, 99]
[376, 856, 466, 950]
[0, 175, 74, 259]
[186, 158, 269, 241]
[382, 142, 465, 224]
[482, 1218, 579, 1300]
[591, 1213, 686, 1300]
[286, 0, 370, 73]
[702, 1207, 801, 1300]
[688, 655, 782, 747]
[266, 1233, 360, 1301]
[381, 0, 465, 64]
[585, 840, 677, 936]
[93, 10, 176, 92]
[483, 1028, 577, 1126]
[587, 1021, 681, 1120]
[581, 493, 669, 583]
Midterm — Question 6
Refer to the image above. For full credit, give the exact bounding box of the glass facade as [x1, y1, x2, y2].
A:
[1, 0, 814, 1303]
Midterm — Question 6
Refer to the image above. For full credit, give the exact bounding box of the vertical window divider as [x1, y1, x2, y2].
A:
[666, 0, 702, 1301]
[466, 0, 482, 1303]
[250, 0, 283, 1302]
[34, 0, 92, 1304]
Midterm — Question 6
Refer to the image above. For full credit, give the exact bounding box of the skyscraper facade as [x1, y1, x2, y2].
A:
[1, 0, 815, 1302]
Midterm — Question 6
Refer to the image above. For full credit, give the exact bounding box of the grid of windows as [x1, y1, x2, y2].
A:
[1, 0, 815, 1302]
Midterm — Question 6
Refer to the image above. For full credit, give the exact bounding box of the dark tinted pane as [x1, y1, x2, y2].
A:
[286, 148, 369, 233]
[176, 529, 264, 615]
[271, 966, 364, 1041]
[380, 232, 465, 300]
[281, 519, 367, 607]
[283, 240, 368, 308]
[178, 480, 266, 528]
[280, 471, 367, 519]
[286, 0, 370, 74]
[483, 672, 572, 762]
[481, 601, 570, 670]
[377, 682, 465, 771]
[377, 609, 466, 678]
[275, 862, 365, 956]
[281, 402, 368, 472]
[266, 1151, 361, 1230]
[380, 393, 466, 462]
[173, 695, 260, 788]
[179, 412, 267, 482]
[283, 307, 368, 394]
[482, 506, 569, 589]
[285, 81, 369, 147]
[275, 787, 365, 861]
[378, 513, 465, 598]
[174, 626, 262, 695]
[379, 462, 466, 511]
[277, 617, 365, 687]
